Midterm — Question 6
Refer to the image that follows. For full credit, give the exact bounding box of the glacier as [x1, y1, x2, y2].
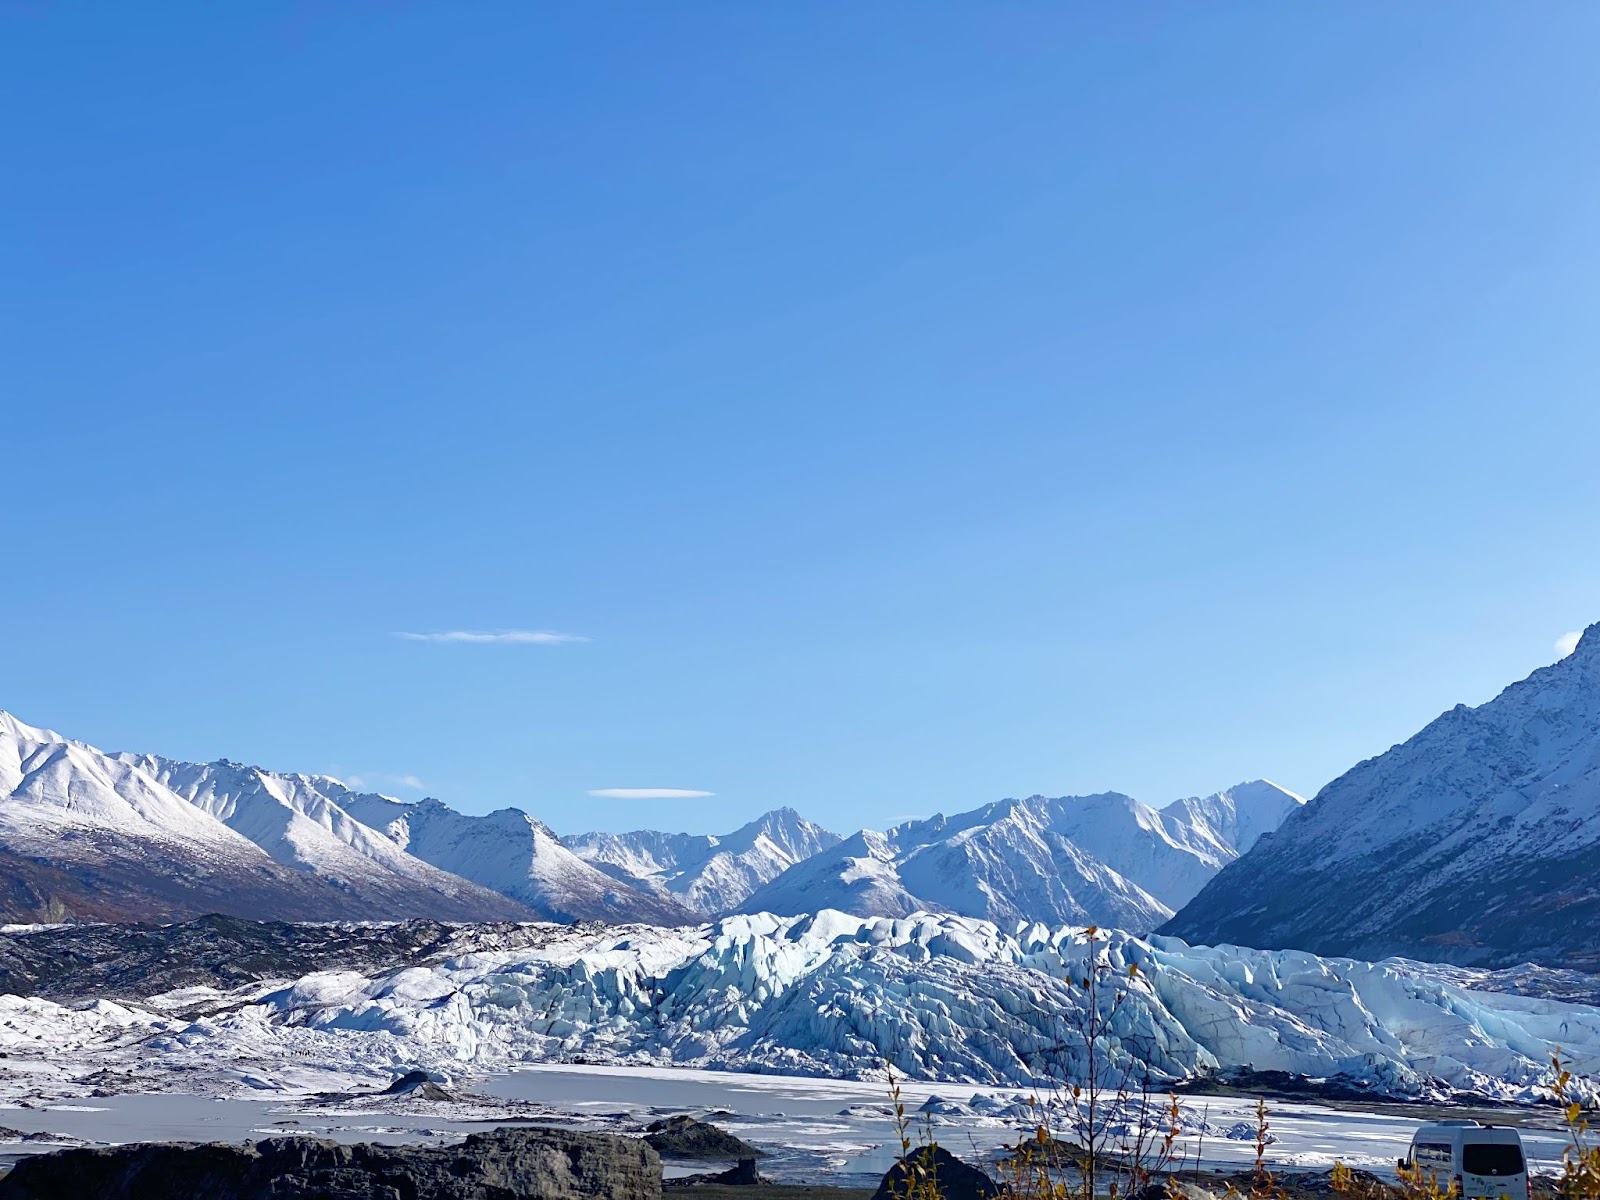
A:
[6, 911, 1596, 1108]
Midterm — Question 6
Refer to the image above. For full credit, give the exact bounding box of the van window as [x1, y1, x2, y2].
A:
[1462, 1145, 1524, 1177]
[1414, 1144, 1453, 1173]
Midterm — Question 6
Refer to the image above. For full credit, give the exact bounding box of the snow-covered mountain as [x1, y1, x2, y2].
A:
[341, 794, 695, 926]
[0, 712, 529, 923]
[733, 788, 1293, 931]
[113, 755, 534, 920]
[562, 807, 841, 914]
[0, 705, 1303, 932]
[1166, 623, 1600, 968]
[0, 711, 693, 925]
[1162, 779, 1307, 859]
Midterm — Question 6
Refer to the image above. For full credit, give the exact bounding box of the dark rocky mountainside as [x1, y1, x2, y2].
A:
[0, 1127, 662, 1200]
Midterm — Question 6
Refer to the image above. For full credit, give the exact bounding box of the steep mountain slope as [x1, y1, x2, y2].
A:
[116, 755, 535, 922]
[1164, 623, 1600, 968]
[563, 808, 841, 913]
[342, 794, 695, 925]
[0, 713, 526, 924]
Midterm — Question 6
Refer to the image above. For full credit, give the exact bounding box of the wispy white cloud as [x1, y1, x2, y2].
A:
[587, 788, 715, 800]
[394, 630, 588, 645]
[1556, 630, 1582, 658]
[344, 772, 427, 792]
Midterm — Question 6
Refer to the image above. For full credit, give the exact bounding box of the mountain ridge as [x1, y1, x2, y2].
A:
[736, 784, 1302, 931]
[1, 708, 1304, 931]
[562, 807, 841, 914]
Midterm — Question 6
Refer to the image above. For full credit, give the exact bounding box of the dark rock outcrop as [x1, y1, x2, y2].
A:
[382, 1069, 456, 1101]
[872, 1146, 998, 1200]
[664, 1158, 766, 1187]
[643, 1115, 762, 1160]
[0, 1126, 661, 1200]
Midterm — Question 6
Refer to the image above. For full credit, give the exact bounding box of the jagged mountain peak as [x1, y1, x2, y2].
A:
[0, 710, 66, 744]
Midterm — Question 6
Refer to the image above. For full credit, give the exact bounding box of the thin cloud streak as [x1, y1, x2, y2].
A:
[588, 788, 715, 800]
[395, 630, 588, 645]
[344, 772, 426, 791]
[1556, 630, 1582, 658]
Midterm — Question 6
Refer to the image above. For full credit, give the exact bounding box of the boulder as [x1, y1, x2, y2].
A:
[872, 1145, 998, 1200]
[643, 1115, 761, 1160]
[381, 1069, 456, 1102]
[664, 1158, 766, 1188]
[0, 1126, 661, 1200]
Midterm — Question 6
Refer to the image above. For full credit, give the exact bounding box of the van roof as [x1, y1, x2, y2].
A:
[1411, 1124, 1523, 1143]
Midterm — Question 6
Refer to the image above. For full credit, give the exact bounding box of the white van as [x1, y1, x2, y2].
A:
[1400, 1121, 1529, 1200]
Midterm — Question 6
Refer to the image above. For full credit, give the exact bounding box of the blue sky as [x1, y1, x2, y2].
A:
[6, 4, 1599, 836]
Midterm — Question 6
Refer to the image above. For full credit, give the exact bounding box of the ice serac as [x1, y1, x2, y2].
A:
[342, 794, 696, 926]
[563, 807, 842, 914]
[1164, 623, 1600, 968]
[0, 712, 527, 924]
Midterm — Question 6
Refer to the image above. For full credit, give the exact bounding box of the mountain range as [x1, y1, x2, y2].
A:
[1165, 621, 1600, 968]
[0, 713, 679, 925]
[730, 782, 1304, 929]
[0, 709, 1300, 930]
[562, 808, 841, 914]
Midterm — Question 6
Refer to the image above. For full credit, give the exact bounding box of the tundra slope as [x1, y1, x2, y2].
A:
[1166, 622, 1600, 968]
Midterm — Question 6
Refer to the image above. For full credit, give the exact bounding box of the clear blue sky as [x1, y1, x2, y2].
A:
[6, 4, 1599, 836]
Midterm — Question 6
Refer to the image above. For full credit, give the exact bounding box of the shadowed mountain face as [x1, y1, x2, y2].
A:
[1165, 622, 1600, 969]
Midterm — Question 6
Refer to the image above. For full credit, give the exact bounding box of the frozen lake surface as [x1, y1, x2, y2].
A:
[0, 1063, 1579, 1186]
